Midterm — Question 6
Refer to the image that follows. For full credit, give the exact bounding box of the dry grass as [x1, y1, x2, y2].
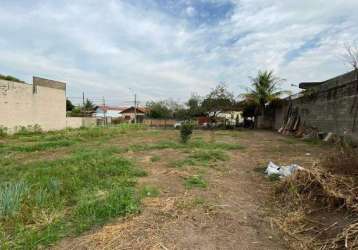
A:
[274, 147, 358, 249]
[322, 146, 358, 176]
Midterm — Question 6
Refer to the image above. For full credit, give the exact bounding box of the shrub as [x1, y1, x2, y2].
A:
[180, 122, 194, 143]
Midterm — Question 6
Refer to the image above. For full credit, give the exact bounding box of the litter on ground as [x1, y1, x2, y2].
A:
[265, 161, 303, 177]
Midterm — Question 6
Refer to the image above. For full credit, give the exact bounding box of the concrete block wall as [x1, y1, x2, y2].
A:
[66, 117, 97, 128]
[275, 70, 358, 140]
[0, 77, 67, 132]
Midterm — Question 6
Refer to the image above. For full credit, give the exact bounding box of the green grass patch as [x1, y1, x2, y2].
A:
[150, 155, 161, 162]
[139, 185, 160, 198]
[0, 148, 146, 249]
[125, 139, 244, 153]
[10, 139, 75, 152]
[0, 126, 245, 248]
[169, 149, 228, 168]
[74, 187, 140, 233]
[189, 149, 228, 163]
[184, 175, 207, 189]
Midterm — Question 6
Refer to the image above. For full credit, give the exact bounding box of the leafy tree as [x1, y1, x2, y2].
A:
[66, 99, 75, 111]
[146, 101, 173, 119]
[69, 107, 82, 117]
[186, 94, 204, 117]
[83, 99, 95, 112]
[243, 70, 287, 115]
[201, 84, 235, 122]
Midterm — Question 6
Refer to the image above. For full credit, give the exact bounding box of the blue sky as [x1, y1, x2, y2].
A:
[0, 0, 357, 105]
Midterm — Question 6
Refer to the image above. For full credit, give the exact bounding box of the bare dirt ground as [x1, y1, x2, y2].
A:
[54, 130, 325, 250]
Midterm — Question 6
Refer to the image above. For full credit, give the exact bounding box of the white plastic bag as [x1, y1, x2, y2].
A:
[265, 161, 281, 176]
[265, 161, 303, 178]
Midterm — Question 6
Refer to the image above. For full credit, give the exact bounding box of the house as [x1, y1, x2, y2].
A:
[94, 106, 126, 119]
[217, 111, 244, 126]
[94, 105, 147, 124]
[120, 106, 146, 123]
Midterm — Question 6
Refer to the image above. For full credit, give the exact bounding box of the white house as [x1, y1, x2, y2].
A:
[94, 106, 126, 119]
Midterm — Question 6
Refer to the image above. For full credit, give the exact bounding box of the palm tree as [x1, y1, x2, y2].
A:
[243, 70, 288, 115]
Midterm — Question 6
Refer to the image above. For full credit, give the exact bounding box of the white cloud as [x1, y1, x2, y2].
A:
[186, 6, 196, 16]
[0, 0, 357, 105]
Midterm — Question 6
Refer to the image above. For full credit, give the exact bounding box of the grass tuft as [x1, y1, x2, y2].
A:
[0, 181, 28, 218]
[184, 175, 207, 189]
[150, 155, 161, 162]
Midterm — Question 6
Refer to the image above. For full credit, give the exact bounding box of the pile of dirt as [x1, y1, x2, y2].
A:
[274, 148, 358, 249]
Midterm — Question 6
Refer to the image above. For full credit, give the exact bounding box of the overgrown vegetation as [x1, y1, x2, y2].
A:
[0, 125, 148, 249]
[0, 125, 244, 248]
[274, 146, 358, 249]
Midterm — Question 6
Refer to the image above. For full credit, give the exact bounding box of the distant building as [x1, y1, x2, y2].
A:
[121, 107, 146, 123]
[94, 106, 126, 119]
[94, 105, 147, 123]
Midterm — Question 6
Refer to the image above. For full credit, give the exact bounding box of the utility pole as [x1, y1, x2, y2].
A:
[134, 93, 137, 124]
[82, 92, 85, 117]
[103, 96, 107, 126]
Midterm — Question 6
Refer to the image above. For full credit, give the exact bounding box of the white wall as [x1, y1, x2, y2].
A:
[66, 117, 97, 128]
[0, 77, 66, 132]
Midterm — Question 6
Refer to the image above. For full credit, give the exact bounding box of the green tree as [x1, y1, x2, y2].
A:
[146, 101, 173, 119]
[186, 94, 204, 117]
[66, 99, 75, 111]
[243, 70, 287, 115]
[0, 74, 24, 83]
[83, 99, 95, 113]
[202, 84, 235, 122]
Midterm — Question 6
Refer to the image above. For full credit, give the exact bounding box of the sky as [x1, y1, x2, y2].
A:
[0, 0, 357, 106]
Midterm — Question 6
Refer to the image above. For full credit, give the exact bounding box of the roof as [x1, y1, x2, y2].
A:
[120, 106, 147, 114]
[95, 105, 127, 112]
[298, 82, 322, 89]
[298, 69, 357, 89]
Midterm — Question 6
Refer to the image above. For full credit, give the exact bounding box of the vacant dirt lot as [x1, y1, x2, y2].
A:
[50, 128, 325, 250]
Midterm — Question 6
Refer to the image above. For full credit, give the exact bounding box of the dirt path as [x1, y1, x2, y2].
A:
[55, 130, 322, 250]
